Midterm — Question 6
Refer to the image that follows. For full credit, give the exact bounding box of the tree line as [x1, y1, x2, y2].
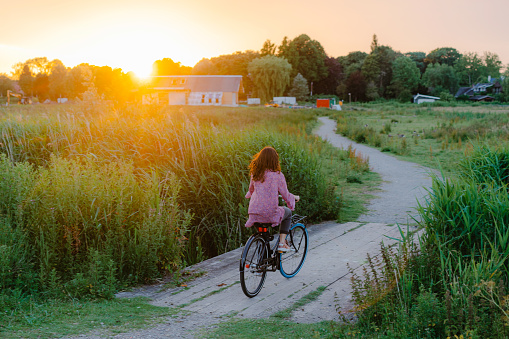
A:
[1, 34, 508, 103]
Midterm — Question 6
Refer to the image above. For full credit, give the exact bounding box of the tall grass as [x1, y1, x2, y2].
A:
[0, 104, 356, 302]
[342, 144, 509, 338]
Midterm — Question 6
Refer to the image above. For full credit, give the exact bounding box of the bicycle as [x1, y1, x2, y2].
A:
[239, 214, 309, 297]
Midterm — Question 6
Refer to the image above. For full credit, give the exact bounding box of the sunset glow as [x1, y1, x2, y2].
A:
[1, 0, 509, 75]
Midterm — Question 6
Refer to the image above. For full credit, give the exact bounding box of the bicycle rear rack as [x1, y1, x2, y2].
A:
[291, 214, 306, 225]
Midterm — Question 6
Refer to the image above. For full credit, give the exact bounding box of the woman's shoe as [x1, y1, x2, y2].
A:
[278, 243, 293, 253]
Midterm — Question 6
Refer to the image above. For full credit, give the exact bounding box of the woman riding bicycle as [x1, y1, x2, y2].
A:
[245, 146, 300, 253]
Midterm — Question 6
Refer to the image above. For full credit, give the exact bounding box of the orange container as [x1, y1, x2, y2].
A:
[316, 99, 330, 108]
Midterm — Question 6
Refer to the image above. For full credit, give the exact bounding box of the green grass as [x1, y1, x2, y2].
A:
[205, 286, 336, 338]
[178, 281, 239, 308]
[271, 286, 327, 319]
[329, 102, 509, 175]
[0, 297, 173, 339]
[202, 318, 338, 339]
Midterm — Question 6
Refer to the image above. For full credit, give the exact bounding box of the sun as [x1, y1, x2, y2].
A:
[131, 63, 153, 80]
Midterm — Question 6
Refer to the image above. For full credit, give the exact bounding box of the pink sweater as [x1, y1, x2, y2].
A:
[245, 170, 296, 228]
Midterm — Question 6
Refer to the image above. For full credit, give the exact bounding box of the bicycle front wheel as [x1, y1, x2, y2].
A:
[240, 235, 268, 297]
[280, 224, 308, 278]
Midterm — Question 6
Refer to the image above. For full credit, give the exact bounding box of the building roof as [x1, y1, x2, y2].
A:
[455, 87, 474, 97]
[472, 82, 493, 91]
[413, 94, 440, 100]
[150, 75, 243, 93]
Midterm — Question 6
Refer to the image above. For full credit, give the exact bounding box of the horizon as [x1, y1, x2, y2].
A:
[2, 0, 508, 77]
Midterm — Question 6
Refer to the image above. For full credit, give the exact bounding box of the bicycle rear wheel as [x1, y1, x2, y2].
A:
[240, 235, 268, 297]
[279, 224, 308, 278]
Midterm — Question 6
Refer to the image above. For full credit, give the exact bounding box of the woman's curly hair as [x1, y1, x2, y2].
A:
[248, 146, 281, 182]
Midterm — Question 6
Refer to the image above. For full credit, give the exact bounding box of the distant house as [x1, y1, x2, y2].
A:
[455, 76, 504, 100]
[413, 94, 440, 104]
[143, 75, 243, 106]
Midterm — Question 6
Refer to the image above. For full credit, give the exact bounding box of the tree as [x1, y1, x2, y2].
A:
[338, 51, 367, 78]
[361, 53, 380, 83]
[370, 34, 379, 53]
[391, 56, 421, 98]
[277, 36, 290, 57]
[0, 74, 13, 96]
[211, 50, 260, 96]
[248, 55, 292, 103]
[49, 60, 68, 100]
[288, 73, 308, 101]
[91, 66, 135, 103]
[314, 57, 343, 95]
[11, 57, 52, 79]
[278, 34, 328, 83]
[260, 39, 277, 56]
[404, 52, 427, 74]
[483, 51, 502, 78]
[361, 45, 399, 97]
[422, 63, 459, 95]
[191, 58, 218, 75]
[345, 71, 367, 102]
[66, 64, 93, 99]
[365, 81, 379, 101]
[151, 58, 192, 76]
[18, 65, 34, 96]
[33, 73, 50, 100]
[425, 47, 461, 67]
[455, 52, 485, 86]
[501, 76, 509, 102]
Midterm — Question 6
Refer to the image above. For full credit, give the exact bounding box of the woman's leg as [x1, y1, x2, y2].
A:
[279, 207, 292, 244]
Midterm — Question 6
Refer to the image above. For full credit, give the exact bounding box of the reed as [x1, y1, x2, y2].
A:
[0, 104, 356, 300]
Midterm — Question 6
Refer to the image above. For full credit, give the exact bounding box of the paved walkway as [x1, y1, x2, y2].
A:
[315, 116, 435, 225]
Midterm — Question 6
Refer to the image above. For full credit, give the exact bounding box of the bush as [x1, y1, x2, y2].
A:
[0, 154, 192, 299]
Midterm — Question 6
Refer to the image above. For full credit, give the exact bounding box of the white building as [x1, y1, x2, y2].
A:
[273, 97, 297, 105]
[144, 75, 243, 106]
[413, 94, 440, 104]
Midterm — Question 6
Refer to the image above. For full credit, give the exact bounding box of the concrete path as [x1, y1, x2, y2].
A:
[315, 116, 434, 225]
[69, 117, 434, 338]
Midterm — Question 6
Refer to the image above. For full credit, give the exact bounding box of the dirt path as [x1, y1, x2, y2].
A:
[67, 117, 434, 339]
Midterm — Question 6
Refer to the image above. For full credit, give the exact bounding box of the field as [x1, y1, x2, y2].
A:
[5, 100, 509, 338]
[0, 102, 377, 337]
[330, 102, 509, 173]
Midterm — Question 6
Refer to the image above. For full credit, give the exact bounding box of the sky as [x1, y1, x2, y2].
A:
[1, 0, 508, 78]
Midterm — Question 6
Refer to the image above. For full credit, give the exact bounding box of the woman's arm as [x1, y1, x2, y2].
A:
[278, 173, 296, 210]
[245, 177, 255, 199]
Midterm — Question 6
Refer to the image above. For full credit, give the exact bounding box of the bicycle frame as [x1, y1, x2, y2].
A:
[252, 227, 281, 273]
